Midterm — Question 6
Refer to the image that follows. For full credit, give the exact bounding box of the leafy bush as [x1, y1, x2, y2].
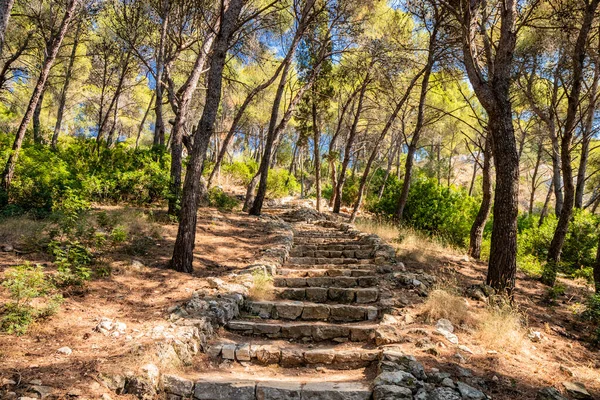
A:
[48, 240, 93, 286]
[110, 226, 128, 243]
[208, 187, 239, 211]
[583, 294, 600, 323]
[0, 263, 62, 335]
[222, 159, 258, 185]
[266, 168, 300, 198]
[517, 254, 544, 278]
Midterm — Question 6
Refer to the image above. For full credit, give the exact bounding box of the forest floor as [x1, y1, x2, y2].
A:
[0, 203, 598, 399]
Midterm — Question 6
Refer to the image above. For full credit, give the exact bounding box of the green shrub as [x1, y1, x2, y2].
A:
[517, 254, 544, 278]
[222, 159, 258, 185]
[49, 240, 93, 286]
[208, 187, 239, 211]
[110, 226, 128, 243]
[572, 267, 594, 283]
[266, 168, 300, 198]
[0, 263, 62, 335]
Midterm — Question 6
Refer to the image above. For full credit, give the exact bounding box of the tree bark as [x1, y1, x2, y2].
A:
[529, 140, 543, 215]
[350, 66, 425, 222]
[312, 98, 322, 212]
[538, 180, 554, 227]
[153, 9, 169, 147]
[136, 93, 155, 149]
[1, 0, 78, 194]
[52, 21, 82, 149]
[468, 134, 492, 259]
[378, 135, 400, 200]
[333, 73, 370, 214]
[544, 0, 600, 286]
[0, 0, 15, 59]
[170, 0, 244, 273]
[396, 26, 437, 220]
[33, 86, 46, 144]
[167, 18, 218, 215]
[595, 236, 600, 293]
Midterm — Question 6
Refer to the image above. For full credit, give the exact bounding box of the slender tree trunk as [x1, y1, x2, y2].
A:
[396, 28, 437, 220]
[1, 0, 78, 194]
[136, 93, 155, 149]
[33, 87, 46, 144]
[153, 11, 169, 147]
[312, 99, 322, 212]
[106, 92, 120, 147]
[333, 74, 370, 214]
[170, 0, 243, 273]
[350, 67, 425, 222]
[378, 137, 399, 200]
[550, 130, 563, 215]
[52, 21, 81, 149]
[0, 0, 15, 60]
[468, 154, 478, 197]
[544, 0, 599, 286]
[529, 141, 543, 214]
[167, 20, 218, 215]
[468, 135, 492, 259]
[594, 236, 600, 293]
[539, 180, 554, 227]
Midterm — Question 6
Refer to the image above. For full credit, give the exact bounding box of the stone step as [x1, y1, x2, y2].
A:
[274, 275, 378, 288]
[289, 248, 374, 259]
[275, 287, 379, 304]
[278, 268, 375, 277]
[226, 320, 377, 342]
[284, 263, 381, 270]
[243, 300, 379, 322]
[175, 379, 372, 400]
[292, 238, 365, 246]
[208, 341, 381, 369]
[287, 257, 373, 265]
[291, 244, 376, 252]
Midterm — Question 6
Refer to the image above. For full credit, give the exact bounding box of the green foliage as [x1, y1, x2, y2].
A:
[208, 187, 240, 211]
[52, 188, 90, 234]
[222, 159, 258, 185]
[371, 178, 479, 247]
[1, 139, 170, 213]
[110, 225, 128, 243]
[266, 168, 300, 198]
[0, 263, 62, 335]
[546, 283, 566, 302]
[583, 294, 600, 323]
[517, 254, 544, 278]
[49, 240, 93, 286]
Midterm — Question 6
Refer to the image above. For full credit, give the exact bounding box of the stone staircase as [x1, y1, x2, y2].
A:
[184, 221, 389, 399]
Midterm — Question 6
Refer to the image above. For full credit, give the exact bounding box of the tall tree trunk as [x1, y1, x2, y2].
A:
[52, 21, 81, 149]
[167, 19, 218, 215]
[468, 153, 478, 197]
[106, 92, 120, 147]
[136, 93, 155, 149]
[539, 180, 554, 227]
[312, 98, 322, 212]
[170, 0, 243, 273]
[544, 0, 600, 286]
[576, 34, 600, 208]
[33, 86, 46, 144]
[594, 236, 600, 293]
[333, 74, 370, 214]
[1, 0, 78, 194]
[396, 27, 437, 220]
[0, 0, 15, 59]
[153, 10, 169, 147]
[529, 140, 543, 214]
[550, 130, 563, 215]
[350, 67, 425, 222]
[378, 136, 400, 200]
[468, 135, 492, 259]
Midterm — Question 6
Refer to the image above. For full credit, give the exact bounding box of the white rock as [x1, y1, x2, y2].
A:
[459, 345, 474, 354]
[57, 347, 72, 355]
[437, 328, 459, 344]
[528, 330, 542, 342]
[114, 321, 127, 332]
[142, 363, 160, 385]
[436, 319, 454, 333]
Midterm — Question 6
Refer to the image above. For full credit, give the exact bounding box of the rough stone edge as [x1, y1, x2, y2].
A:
[102, 216, 295, 398]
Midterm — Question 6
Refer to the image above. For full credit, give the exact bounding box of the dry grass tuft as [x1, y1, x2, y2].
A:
[247, 271, 275, 301]
[0, 216, 49, 250]
[474, 302, 525, 352]
[354, 218, 462, 264]
[421, 289, 472, 325]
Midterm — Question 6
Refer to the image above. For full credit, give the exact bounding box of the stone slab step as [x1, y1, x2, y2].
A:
[177, 379, 372, 400]
[292, 238, 365, 245]
[208, 341, 381, 369]
[226, 320, 377, 342]
[274, 275, 378, 288]
[275, 287, 379, 304]
[278, 268, 375, 277]
[284, 263, 380, 270]
[288, 257, 373, 265]
[289, 249, 374, 259]
[243, 300, 379, 322]
[291, 244, 376, 252]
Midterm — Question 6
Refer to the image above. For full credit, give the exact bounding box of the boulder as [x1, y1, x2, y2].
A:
[373, 385, 412, 399]
[536, 387, 568, 400]
[456, 382, 485, 400]
[562, 382, 592, 399]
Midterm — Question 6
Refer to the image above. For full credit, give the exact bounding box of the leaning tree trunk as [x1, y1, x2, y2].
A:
[312, 99, 322, 212]
[33, 86, 46, 144]
[0, 0, 15, 59]
[170, 0, 243, 273]
[135, 93, 155, 149]
[544, 0, 599, 286]
[529, 140, 543, 214]
[468, 135, 492, 259]
[1, 0, 78, 193]
[396, 30, 436, 221]
[153, 11, 169, 147]
[594, 236, 600, 293]
[52, 20, 81, 149]
[538, 180, 554, 227]
[333, 75, 369, 214]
